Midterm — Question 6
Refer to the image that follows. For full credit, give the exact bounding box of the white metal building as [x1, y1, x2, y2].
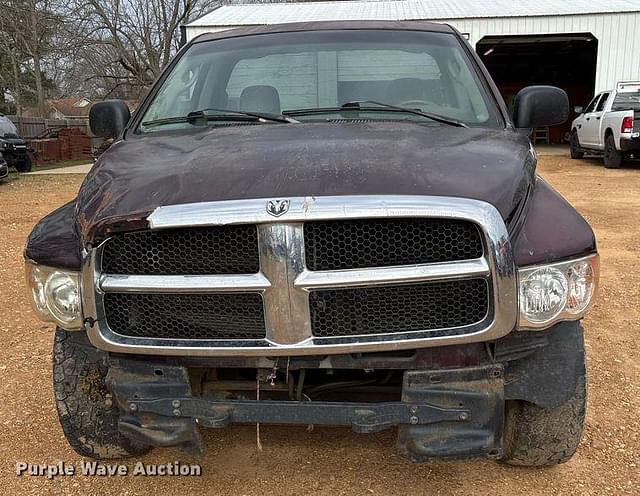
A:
[185, 0, 640, 94]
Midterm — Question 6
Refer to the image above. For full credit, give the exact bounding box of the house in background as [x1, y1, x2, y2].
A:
[21, 97, 93, 119]
[48, 97, 93, 119]
[21, 97, 139, 120]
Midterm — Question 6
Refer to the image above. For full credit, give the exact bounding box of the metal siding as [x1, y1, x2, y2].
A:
[456, 13, 640, 92]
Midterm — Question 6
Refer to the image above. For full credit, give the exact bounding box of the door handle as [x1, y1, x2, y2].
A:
[596, 117, 601, 120]
[586, 117, 590, 121]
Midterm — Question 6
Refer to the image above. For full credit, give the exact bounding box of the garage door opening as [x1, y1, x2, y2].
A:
[477, 34, 598, 143]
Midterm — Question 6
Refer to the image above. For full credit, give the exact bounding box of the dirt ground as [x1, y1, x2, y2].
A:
[0, 154, 638, 495]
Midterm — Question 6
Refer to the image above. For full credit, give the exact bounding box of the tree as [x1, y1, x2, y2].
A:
[63, 0, 217, 99]
[0, 0, 60, 116]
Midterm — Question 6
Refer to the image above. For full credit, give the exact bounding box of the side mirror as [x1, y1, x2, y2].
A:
[512, 86, 569, 128]
[89, 100, 131, 139]
[574, 106, 584, 114]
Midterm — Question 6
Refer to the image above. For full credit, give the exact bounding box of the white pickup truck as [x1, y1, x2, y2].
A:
[570, 81, 640, 168]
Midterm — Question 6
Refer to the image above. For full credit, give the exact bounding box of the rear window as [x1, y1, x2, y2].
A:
[0, 116, 18, 138]
[226, 50, 443, 111]
[612, 92, 640, 111]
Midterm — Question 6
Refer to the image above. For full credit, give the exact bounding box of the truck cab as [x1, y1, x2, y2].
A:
[571, 81, 640, 167]
[24, 21, 598, 467]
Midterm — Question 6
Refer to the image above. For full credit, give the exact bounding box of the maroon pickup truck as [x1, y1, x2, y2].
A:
[25, 21, 598, 466]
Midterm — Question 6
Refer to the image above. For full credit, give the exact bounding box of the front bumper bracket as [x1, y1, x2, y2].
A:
[107, 358, 504, 462]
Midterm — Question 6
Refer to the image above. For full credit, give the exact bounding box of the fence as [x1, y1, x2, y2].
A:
[30, 128, 93, 164]
[7, 116, 90, 139]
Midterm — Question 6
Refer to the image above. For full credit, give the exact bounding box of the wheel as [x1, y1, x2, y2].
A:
[500, 372, 586, 467]
[604, 134, 623, 168]
[52, 328, 151, 459]
[569, 130, 584, 159]
[15, 154, 32, 173]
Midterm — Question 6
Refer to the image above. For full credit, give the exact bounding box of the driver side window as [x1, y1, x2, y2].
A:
[584, 95, 601, 113]
[595, 93, 610, 112]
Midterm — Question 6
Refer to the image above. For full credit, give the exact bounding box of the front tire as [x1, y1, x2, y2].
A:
[569, 130, 584, 159]
[15, 154, 32, 173]
[604, 134, 623, 168]
[52, 328, 151, 459]
[500, 373, 586, 467]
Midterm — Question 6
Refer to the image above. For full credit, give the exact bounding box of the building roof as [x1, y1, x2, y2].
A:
[188, 0, 640, 27]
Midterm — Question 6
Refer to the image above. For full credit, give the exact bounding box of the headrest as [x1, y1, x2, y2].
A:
[239, 85, 281, 115]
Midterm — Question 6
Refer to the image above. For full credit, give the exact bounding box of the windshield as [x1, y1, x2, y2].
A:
[0, 116, 18, 138]
[138, 29, 499, 133]
[612, 92, 640, 112]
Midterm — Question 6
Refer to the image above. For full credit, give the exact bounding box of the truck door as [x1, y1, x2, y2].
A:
[579, 93, 604, 146]
[591, 92, 610, 149]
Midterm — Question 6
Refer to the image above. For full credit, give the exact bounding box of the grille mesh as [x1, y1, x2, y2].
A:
[104, 293, 266, 340]
[304, 218, 483, 270]
[101, 225, 259, 275]
[309, 279, 488, 337]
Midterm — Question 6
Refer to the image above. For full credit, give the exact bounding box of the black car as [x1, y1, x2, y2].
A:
[0, 114, 32, 172]
[25, 21, 597, 467]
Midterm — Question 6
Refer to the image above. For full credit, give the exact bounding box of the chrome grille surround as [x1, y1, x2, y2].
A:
[82, 195, 517, 356]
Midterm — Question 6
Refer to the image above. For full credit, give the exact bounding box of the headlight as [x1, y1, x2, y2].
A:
[518, 254, 598, 330]
[25, 263, 83, 330]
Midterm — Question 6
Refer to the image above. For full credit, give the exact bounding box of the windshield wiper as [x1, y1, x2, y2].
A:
[283, 101, 468, 128]
[142, 108, 297, 128]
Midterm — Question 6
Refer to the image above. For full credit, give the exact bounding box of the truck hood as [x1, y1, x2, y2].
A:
[76, 122, 535, 242]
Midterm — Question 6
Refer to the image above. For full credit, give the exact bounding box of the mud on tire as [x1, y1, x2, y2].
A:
[52, 328, 151, 459]
[500, 373, 586, 467]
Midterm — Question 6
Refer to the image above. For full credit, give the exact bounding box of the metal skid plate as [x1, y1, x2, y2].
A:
[397, 364, 504, 462]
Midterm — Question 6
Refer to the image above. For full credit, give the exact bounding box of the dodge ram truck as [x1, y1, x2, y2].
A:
[24, 21, 598, 466]
[570, 81, 640, 168]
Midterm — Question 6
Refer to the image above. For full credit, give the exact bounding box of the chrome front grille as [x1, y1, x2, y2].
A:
[83, 195, 517, 357]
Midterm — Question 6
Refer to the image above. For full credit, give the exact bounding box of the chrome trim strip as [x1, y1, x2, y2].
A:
[295, 259, 489, 289]
[84, 195, 518, 357]
[81, 248, 100, 322]
[100, 273, 270, 293]
[258, 223, 312, 345]
[148, 195, 500, 228]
